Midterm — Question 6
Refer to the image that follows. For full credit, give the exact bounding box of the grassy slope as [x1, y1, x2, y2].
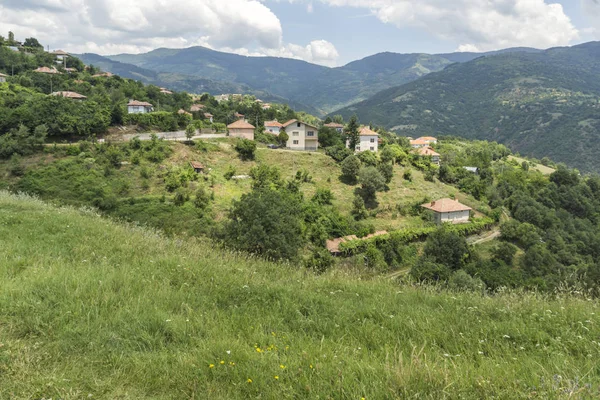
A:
[0, 139, 488, 234]
[1, 192, 599, 399]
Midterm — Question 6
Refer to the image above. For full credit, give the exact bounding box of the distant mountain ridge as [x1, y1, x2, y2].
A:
[87, 45, 543, 115]
[333, 41, 600, 172]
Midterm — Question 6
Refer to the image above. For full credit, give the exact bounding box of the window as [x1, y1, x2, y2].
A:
[293, 132, 299, 136]
[293, 140, 299, 145]
[307, 131, 315, 137]
[370, 138, 375, 143]
[356, 147, 361, 151]
[297, 122, 301, 127]
[370, 147, 375, 151]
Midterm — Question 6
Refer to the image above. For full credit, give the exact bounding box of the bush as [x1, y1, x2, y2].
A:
[364, 244, 387, 271]
[410, 257, 450, 282]
[403, 169, 413, 182]
[378, 162, 394, 185]
[358, 166, 386, 203]
[325, 145, 352, 162]
[224, 165, 236, 180]
[305, 249, 334, 273]
[235, 139, 257, 161]
[312, 188, 334, 205]
[351, 194, 368, 220]
[357, 150, 378, 167]
[193, 186, 211, 210]
[173, 188, 189, 206]
[448, 270, 485, 292]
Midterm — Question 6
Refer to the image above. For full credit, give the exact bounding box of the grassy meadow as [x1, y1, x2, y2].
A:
[1, 191, 599, 399]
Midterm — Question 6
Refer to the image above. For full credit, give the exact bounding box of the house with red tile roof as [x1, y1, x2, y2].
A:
[264, 120, 283, 135]
[204, 113, 214, 123]
[127, 100, 153, 114]
[50, 91, 87, 100]
[324, 122, 344, 133]
[415, 146, 441, 165]
[227, 119, 255, 140]
[282, 119, 319, 151]
[34, 66, 61, 74]
[421, 198, 471, 225]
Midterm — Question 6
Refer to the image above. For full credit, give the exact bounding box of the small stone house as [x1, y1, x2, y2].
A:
[421, 198, 472, 225]
[50, 91, 87, 100]
[264, 120, 283, 135]
[127, 100, 153, 114]
[190, 161, 204, 173]
[0, 73, 7, 83]
[227, 119, 255, 140]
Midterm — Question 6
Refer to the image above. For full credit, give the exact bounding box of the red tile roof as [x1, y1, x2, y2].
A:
[50, 91, 87, 99]
[282, 119, 319, 130]
[417, 136, 437, 142]
[190, 104, 205, 112]
[160, 89, 173, 94]
[324, 123, 344, 128]
[410, 139, 429, 146]
[51, 50, 70, 56]
[264, 120, 283, 128]
[127, 100, 153, 107]
[204, 113, 213, 118]
[178, 109, 192, 116]
[421, 199, 472, 213]
[227, 120, 255, 129]
[34, 66, 61, 74]
[359, 126, 379, 136]
[416, 146, 440, 157]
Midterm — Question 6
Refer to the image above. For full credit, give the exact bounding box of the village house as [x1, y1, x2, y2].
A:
[234, 112, 245, 120]
[262, 103, 271, 110]
[64, 67, 78, 74]
[324, 122, 344, 134]
[417, 136, 438, 144]
[283, 119, 319, 151]
[127, 100, 153, 114]
[410, 139, 429, 148]
[177, 109, 192, 117]
[227, 119, 255, 140]
[264, 121, 283, 135]
[415, 146, 440, 165]
[0, 73, 7, 83]
[34, 66, 61, 74]
[92, 72, 114, 78]
[204, 113, 214, 123]
[353, 126, 379, 153]
[421, 198, 472, 225]
[190, 104, 205, 112]
[215, 94, 229, 103]
[160, 88, 173, 95]
[50, 91, 87, 100]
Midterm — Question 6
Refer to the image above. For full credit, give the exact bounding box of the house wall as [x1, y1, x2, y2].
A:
[437, 210, 470, 224]
[266, 126, 281, 135]
[357, 135, 378, 152]
[128, 106, 151, 114]
[0, 77, 5, 83]
[286, 122, 318, 151]
[229, 128, 254, 140]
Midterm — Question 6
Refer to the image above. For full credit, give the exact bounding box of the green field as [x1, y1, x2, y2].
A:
[1, 192, 599, 399]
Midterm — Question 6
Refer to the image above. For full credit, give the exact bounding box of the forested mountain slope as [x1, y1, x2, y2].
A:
[335, 42, 600, 172]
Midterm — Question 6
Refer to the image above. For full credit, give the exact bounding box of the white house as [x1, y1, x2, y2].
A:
[0, 73, 7, 83]
[264, 121, 283, 135]
[347, 126, 379, 153]
[417, 136, 437, 144]
[283, 119, 319, 151]
[421, 198, 472, 225]
[127, 100, 153, 114]
[324, 122, 344, 134]
[415, 146, 441, 165]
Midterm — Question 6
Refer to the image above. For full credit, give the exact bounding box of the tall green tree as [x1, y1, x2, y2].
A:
[346, 115, 360, 151]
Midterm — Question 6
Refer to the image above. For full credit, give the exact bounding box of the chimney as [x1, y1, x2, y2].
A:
[431, 201, 436, 206]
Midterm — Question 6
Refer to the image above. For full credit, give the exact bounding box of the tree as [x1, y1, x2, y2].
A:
[358, 166, 386, 203]
[0, 124, 47, 158]
[423, 227, 471, 270]
[249, 164, 282, 190]
[332, 115, 344, 124]
[341, 155, 361, 184]
[318, 126, 342, 148]
[312, 188, 334, 205]
[351, 194, 368, 220]
[346, 115, 360, 151]
[492, 242, 518, 266]
[357, 150, 378, 167]
[224, 188, 305, 260]
[185, 124, 196, 141]
[380, 144, 406, 164]
[277, 130, 289, 147]
[410, 257, 451, 282]
[378, 162, 394, 185]
[234, 139, 257, 160]
[23, 37, 43, 49]
[7, 31, 15, 45]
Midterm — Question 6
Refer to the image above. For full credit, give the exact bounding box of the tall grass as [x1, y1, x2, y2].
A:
[0, 191, 599, 399]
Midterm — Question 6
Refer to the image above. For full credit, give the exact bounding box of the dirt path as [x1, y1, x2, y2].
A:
[468, 229, 501, 245]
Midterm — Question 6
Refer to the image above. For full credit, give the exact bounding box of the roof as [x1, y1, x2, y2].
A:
[324, 123, 344, 128]
[127, 100, 153, 107]
[51, 50, 70, 55]
[50, 91, 87, 99]
[160, 89, 173, 94]
[282, 119, 319, 130]
[264, 120, 283, 128]
[178, 109, 192, 115]
[359, 126, 379, 137]
[417, 136, 437, 141]
[190, 104, 205, 112]
[0, 73, 7, 77]
[234, 112, 245, 117]
[34, 66, 60, 74]
[227, 119, 255, 129]
[416, 146, 440, 157]
[190, 161, 204, 169]
[421, 198, 472, 213]
[204, 113, 213, 117]
[92, 72, 114, 77]
[410, 139, 429, 146]
[64, 67, 78, 72]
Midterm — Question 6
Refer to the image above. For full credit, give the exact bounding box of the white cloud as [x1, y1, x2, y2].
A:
[0, 0, 339, 66]
[221, 39, 340, 66]
[317, 0, 579, 51]
[307, 2, 314, 13]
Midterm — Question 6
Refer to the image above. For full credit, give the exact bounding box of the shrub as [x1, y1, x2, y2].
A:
[410, 257, 450, 282]
[193, 186, 211, 210]
[305, 249, 334, 273]
[378, 162, 394, 185]
[235, 139, 257, 161]
[351, 194, 368, 220]
[403, 169, 413, 182]
[357, 150, 378, 167]
[358, 166, 386, 203]
[173, 188, 189, 206]
[325, 145, 352, 162]
[341, 155, 361, 184]
[312, 188, 334, 205]
[364, 244, 387, 271]
[448, 270, 485, 292]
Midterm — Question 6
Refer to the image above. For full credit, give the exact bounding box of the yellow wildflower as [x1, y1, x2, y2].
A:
[247, 378, 253, 383]
[220, 360, 225, 365]
[309, 364, 313, 369]
[280, 364, 286, 369]
[229, 362, 236, 366]
[274, 375, 279, 380]
[256, 347, 262, 353]
[209, 364, 214, 368]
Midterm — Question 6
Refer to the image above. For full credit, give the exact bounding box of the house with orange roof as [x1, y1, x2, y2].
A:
[356, 126, 379, 153]
[50, 91, 87, 100]
[178, 109, 192, 117]
[417, 136, 437, 144]
[227, 119, 255, 140]
[421, 198, 471, 225]
[34, 66, 61, 74]
[127, 100, 153, 114]
[282, 119, 319, 151]
[190, 104, 205, 112]
[204, 113, 214, 123]
[324, 122, 344, 134]
[410, 139, 429, 148]
[415, 146, 441, 165]
[264, 120, 283, 135]
[92, 72, 114, 78]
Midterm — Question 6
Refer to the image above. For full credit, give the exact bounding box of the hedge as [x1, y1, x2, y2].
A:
[338, 217, 495, 256]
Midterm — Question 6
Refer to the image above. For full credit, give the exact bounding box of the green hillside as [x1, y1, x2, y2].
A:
[334, 41, 600, 172]
[1, 191, 599, 399]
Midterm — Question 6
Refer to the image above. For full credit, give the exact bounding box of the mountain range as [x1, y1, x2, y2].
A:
[79, 45, 540, 115]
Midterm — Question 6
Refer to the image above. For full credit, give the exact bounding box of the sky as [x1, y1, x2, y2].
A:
[1, 0, 600, 67]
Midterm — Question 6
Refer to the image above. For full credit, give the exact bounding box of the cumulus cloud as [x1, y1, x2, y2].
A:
[318, 0, 579, 51]
[0, 0, 339, 66]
